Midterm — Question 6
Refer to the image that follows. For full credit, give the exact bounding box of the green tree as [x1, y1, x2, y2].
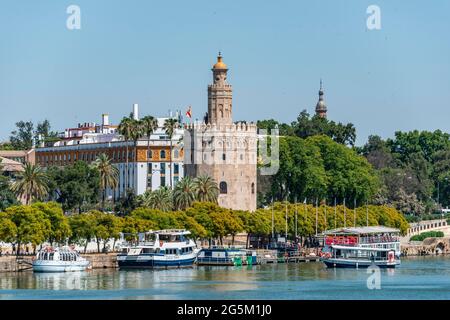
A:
[173, 176, 196, 210]
[5, 205, 51, 255]
[192, 175, 219, 203]
[141, 115, 158, 168]
[48, 161, 100, 213]
[89, 210, 122, 253]
[118, 116, 134, 194]
[163, 118, 179, 189]
[142, 187, 173, 212]
[0, 212, 17, 244]
[11, 163, 49, 205]
[32, 202, 71, 245]
[0, 161, 19, 210]
[92, 153, 119, 210]
[68, 213, 96, 253]
[9, 121, 34, 150]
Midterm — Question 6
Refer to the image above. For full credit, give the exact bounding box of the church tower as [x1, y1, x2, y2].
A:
[184, 53, 257, 212]
[315, 80, 328, 118]
[208, 53, 233, 125]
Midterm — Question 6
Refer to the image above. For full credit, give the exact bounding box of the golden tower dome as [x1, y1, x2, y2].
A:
[213, 52, 227, 70]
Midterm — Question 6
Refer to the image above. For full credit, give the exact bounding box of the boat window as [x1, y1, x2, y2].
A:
[49, 253, 54, 260]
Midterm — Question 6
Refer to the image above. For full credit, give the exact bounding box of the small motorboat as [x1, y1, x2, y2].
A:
[32, 246, 91, 272]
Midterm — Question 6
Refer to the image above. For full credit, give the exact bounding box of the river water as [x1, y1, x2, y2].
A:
[1, 256, 450, 300]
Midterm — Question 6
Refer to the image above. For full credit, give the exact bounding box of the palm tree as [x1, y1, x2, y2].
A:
[130, 118, 144, 162]
[143, 187, 173, 212]
[118, 117, 134, 195]
[141, 115, 158, 186]
[11, 163, 49, 205]
[92, 153, 119, 211]
[173, 176, 196, 210]
[163, 118, 179, 189]
[192, 175, 219, 203]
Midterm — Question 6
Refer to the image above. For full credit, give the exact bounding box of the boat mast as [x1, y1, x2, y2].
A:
[354, 198, 357, 227]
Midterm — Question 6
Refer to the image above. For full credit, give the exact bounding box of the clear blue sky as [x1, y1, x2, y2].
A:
[1, 0, 449, 146]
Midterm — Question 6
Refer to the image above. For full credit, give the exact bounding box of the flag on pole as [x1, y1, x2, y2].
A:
[186, 106, 192, 118]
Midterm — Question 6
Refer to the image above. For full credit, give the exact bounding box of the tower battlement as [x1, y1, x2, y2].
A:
[184, 122, 257, 133]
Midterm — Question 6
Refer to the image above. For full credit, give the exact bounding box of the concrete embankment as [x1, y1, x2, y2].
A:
[0, 253, 118, 273]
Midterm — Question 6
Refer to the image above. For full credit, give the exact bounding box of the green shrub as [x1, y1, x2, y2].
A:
[410, 231, 444, 241]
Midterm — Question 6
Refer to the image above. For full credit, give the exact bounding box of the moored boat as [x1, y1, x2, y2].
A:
[117, 229, 198, 269]
[320, 226, 401, 268]
[196, 247, 257, 266]
[32, 246, 91, 272]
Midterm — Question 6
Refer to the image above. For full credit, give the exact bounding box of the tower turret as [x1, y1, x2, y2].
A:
[315, 80, 327, 118]
[208, 52, 233, 125]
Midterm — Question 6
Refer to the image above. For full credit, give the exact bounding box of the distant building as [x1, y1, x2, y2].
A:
[0, 150, 35, 165]
[184, 53, 258, 212]
[35, 105, 184, 199]
[315, 80, 327, 118]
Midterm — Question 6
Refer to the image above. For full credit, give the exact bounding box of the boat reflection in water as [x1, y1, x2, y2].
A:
[320, 226, 401, 268]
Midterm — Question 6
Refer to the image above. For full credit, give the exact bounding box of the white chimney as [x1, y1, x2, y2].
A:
[102, 114, 109, 126]
[133, 103, 139, 120]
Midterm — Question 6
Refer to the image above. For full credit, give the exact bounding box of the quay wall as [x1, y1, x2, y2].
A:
[401, 237, 450, 256]
[0, 253, 118, 273]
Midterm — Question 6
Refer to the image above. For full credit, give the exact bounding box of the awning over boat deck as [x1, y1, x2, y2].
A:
[321, 226, 400, 236]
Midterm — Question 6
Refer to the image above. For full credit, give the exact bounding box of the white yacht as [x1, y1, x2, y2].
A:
[32, 246, 91, 272]
[117, 229, 198, 269]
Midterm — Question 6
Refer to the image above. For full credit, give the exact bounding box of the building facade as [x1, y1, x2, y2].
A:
[184, 54, 258, 212]
[35, 108, 184, 199]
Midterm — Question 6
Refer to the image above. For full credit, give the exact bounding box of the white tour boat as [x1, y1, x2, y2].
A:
[320, 226, 401, 268]
[117, 229, 198, 269]
[32, 246, 91, 272]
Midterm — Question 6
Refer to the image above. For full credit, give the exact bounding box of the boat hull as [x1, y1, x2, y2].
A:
[32, 261, 90, 272]
[321, 258, 400, 269]
[117, 254, 196, 269]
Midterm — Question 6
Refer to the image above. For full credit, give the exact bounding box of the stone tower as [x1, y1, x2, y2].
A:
[315, 80, 327, 118]
[184, 53, 257, 212]
[207, 52, 233, 125]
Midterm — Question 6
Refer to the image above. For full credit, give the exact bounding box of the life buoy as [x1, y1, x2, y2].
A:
[388, 251, 395, 263]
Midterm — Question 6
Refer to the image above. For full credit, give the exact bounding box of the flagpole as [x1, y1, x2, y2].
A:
[315, 198, 318, 236]
[343, 197, 346, 228]
[324, 198, 327, 231]
[334, 197, 337, 229]
[271, 197, 274, 239]
[354, 198, 357, 227]
[366, 200, 369, 227]
[295, 196, 298, 239]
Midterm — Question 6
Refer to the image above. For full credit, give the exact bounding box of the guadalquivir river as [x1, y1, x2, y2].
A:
[1, 256, 450, 300]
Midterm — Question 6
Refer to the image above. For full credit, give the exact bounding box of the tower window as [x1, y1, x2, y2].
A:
[160, 150, 166, 159]
[148, 150, 152, 159]
[251, 183, 255, 194]
[222, 153, 226, 161]
[219, 181, 228, 194]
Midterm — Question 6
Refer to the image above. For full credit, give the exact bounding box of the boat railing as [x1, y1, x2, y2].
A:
[358, 236, 399, 244]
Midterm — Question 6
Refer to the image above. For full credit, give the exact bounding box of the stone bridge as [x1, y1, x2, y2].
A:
[402, 219, 449, 243]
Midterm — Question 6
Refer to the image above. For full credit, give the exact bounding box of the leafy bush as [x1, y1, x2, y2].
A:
[410, 231, 444, 241]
